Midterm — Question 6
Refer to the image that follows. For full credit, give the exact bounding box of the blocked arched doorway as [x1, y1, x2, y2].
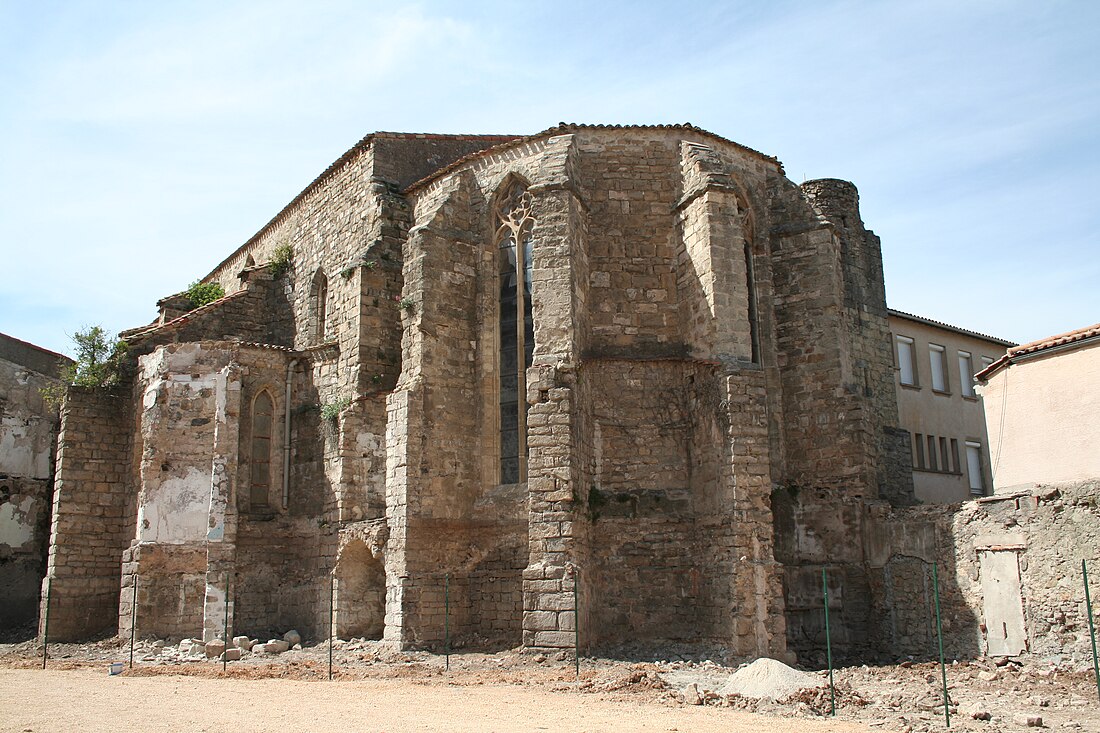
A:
[334, 540, 385, 639]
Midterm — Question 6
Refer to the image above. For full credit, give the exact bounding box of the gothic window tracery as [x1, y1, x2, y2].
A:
[496, 179, 535, 484]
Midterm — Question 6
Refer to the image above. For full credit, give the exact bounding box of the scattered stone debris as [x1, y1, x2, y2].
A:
[4, 635, 1099, 732]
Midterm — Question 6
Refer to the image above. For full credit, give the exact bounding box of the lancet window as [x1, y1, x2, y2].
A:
[250, 390, 274, 508]
[496, 179, 535, 484]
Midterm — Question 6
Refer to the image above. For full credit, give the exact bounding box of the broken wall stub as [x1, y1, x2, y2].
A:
[865, 480, 1100, 668]
[0, 339, 67, 629]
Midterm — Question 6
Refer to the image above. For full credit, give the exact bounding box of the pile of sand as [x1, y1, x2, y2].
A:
[718, 658, 825, 700]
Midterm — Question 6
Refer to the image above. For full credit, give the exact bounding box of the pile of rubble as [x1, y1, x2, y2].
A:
[141, 630, 305, 663]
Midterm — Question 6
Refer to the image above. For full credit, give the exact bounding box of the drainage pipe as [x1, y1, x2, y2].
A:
[283, 359, 299, 509]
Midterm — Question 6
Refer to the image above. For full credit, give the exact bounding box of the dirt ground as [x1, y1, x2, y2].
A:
[1, 636, 1097, 733]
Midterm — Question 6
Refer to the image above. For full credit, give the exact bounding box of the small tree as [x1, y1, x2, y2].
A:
[185, 280, 225, 309]
[42, 326, 130, 406]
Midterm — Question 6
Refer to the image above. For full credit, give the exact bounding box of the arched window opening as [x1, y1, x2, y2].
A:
[250, 390, 274, 508]
[311, 270, 328, 344]
[739, 200, 760, 364]
[496, 180, 535, 484]
[744, 241, 760, 364]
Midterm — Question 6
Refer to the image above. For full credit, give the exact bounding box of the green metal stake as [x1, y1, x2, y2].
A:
[822, 568, 836, 716]
[573, 567, 580, 679]
[129, 575, 138, 669]
[222, 573, 230, 673]
[444, 573, 450, 671]
[1083, 559, 1100, 703]
[41, 577, 52, 670]
[932, 562, 950, 728]
[329, 572, 335, 681]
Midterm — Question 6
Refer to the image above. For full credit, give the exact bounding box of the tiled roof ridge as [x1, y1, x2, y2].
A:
[887, 308, 1016, 347]
[1009, 321, 1100, 357]
[125, 288, 251, 343]
[402, 122, 784, 195]
[976, 320, 1100, 380]
[199, 132, 521, 284]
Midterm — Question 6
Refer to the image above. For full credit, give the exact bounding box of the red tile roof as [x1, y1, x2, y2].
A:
[976, 321, 1100, 380]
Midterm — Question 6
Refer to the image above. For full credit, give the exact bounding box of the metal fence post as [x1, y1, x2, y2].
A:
[823, 568, 835, 716]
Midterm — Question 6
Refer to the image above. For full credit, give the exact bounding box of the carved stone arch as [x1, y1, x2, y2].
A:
[245, 254, 256, 268]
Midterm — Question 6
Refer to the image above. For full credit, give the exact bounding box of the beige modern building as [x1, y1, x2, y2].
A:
[978, 321, 1100, 492]
[888, 310, 1014, 503]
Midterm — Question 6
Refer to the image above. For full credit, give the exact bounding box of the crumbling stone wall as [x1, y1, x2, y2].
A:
[0, 338, 67, 628]
[866, 480, 1100, 668]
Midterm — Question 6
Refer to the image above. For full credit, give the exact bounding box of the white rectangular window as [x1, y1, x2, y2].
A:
[958, 350, 975, 397]
[966, 441, 984, 494]
[929, 344, 948, 392]
[897, 336, 916, 386]
[980, 355, 994, 371]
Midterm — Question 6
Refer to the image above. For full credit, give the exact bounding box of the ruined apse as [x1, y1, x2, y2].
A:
[40, 125, 913, 662]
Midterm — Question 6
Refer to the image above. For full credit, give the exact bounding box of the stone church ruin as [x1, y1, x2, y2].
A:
[39, 124, 1093, 665]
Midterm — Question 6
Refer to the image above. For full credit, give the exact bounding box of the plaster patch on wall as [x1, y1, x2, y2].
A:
[0, 496, 36, 548]
[138, 466, 210, 543]
[0, 418, 44, 477]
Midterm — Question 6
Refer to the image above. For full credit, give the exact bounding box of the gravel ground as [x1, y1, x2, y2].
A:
[1, 635, 1097, 732]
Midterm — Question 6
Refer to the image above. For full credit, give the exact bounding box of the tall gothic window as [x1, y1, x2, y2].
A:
[496, 180, 535, 484]
[250, 390, 274, 508]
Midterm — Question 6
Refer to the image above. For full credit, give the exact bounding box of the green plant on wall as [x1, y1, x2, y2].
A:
[269, 243, 293, 278]
[320, 396, 352, 421]
[41, 326, 130, 406]
[185, 280, 225, 309]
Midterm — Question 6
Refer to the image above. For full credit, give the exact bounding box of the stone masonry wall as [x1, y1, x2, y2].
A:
[42, 387, 133, 641]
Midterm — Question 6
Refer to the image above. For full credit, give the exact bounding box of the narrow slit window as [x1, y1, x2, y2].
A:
[950, 438, 960, 473]
[914, 432, 925, 469]
[311, 270, 329, 344]
[744, 241, 760, 364]
[939, 437, 949, 473]
[926, 435, 938, 471]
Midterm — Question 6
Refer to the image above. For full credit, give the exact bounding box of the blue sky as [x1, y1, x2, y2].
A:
[1, 0, 1097, 355]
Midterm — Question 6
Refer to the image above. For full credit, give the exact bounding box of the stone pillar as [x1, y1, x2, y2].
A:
[522, 140, 588, 650]
[203, 364, 241, 642]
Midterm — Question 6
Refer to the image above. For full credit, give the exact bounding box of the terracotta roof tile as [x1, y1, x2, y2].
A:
[976, 321, 1100, 380]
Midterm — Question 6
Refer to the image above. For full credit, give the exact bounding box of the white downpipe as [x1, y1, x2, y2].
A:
[283, 359, 298, 509]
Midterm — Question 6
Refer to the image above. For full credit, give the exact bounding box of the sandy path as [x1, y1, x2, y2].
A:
[0, 669, 876, 733]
